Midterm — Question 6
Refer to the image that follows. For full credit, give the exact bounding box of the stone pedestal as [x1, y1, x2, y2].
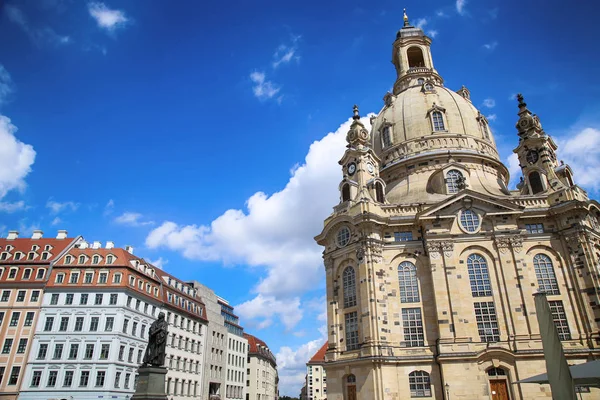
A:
[131, 366, 168, 400]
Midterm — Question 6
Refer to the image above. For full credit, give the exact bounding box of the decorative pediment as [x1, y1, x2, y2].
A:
[426, 102, 446, 115]
[419, 190, 523, 219]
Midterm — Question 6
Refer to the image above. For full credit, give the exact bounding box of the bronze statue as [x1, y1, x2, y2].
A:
[142, 312, 168, 367]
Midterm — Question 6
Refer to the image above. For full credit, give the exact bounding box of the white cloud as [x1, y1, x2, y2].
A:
[104, 199, 115, 215]
[415, 18, 427, 29]
[46, 199, 79, 214]
[145, 115, 373, 328]
[428, 30, 439, 38]
[0, 201, 26, 213]
[235, 294, 302, 331]
[436, 10, 447, 17]
[148, 257, 168, 269]
[51, 217, 62, 226]
[0, 65, 15, 107]
[483, 41, 498, 51]
[506, 153, 521, 188]
[482, 98, 496, 108]
[250, 71, 280, 101]
[6, 5, 71, 47]
[276, 338, 326, 396]
[558, 127, 600, 191]
[456, 0, 467, 15]
[487, 114, 497, 122]
[88, 2, 129, 32]
[114, 212, 154, 227]
[272, 36, 301, 69]
[0, 116, 36, 200]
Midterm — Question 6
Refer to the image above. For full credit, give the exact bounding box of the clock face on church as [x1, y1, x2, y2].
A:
[526, 150, 539, 164]
[347, 163, 356, 176]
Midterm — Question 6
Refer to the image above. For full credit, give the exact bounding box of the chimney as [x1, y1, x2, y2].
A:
[6, 231, 18, 240]
[106, 241, 114, 249]
[31, 230, 43, 240]
[56, 230, 68, 240]
[92, 241, 101, 250]
[78, 241, 89, 249]
[125, 245, 134, 254]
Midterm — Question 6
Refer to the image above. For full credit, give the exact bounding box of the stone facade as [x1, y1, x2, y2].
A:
[315, 12, 600, 400]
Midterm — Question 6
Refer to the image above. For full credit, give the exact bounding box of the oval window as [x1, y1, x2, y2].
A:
[336, 227, 351, 247]
[460, 209, 480, 233]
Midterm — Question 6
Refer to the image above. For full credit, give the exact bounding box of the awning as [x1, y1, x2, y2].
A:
[514, 360, 600, 388]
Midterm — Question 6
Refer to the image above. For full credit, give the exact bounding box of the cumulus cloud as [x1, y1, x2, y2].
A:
[558, 127, 600, 191]
[506, 153, 521, 188]
[277, 338, 326, 396]
[146, 115, 372, 328]
[0, 201, 26, 213]
[235, 294, 302, 331]
[0, 116, 36, 200]
[487, 114, 497, 122]
[456, 0, 467, 15]
[6, 5, 71, 47]
[0, 65, 15, 107]
[51, 217, 62, 226]
[250, 72, 280, 101]
[482, 98, 496, 108]
[46, 199, 79, 214]
[415, 18, 427, 29]
[483, 41, 498, 51]
[104, 199, 115, 215]
[114, 212, 154, 227]
[88, 2, 129, 32]
[428, 30, 439, 38]
[148, 257, 168, 269]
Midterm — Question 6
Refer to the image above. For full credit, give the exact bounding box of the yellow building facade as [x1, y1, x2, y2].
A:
[315, 13, 600, 400]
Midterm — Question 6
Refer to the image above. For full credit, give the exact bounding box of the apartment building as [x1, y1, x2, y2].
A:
[306, 343, 327, 400]
[159, 271, 208, 399]
[18, 242, 164, 400]
[219, 298, 247, 400]
[0, 230, 80, 400]
[244, 334, 277, 400]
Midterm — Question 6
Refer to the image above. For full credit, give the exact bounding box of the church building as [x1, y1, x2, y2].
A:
[315, 11, 600, 400]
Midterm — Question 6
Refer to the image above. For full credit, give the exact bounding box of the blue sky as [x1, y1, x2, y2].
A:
[1, 0, 600, 395]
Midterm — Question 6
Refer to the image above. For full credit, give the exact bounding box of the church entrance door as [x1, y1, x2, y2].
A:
[347, 385, 357, 400]
[490, 380, 509, 400]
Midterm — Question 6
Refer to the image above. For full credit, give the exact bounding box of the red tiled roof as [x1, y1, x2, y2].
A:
[244, 333, 276, 365]
[308, 342, 328, 364]
[0, 237, 77, 264]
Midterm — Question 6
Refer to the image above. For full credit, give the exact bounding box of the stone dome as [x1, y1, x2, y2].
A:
[371, 84, 499, 166]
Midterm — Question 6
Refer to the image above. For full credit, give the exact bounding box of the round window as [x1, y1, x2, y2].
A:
[460, 209, 480, 233]
[424, 82, 434, 91]
[336, 227, 351, 247]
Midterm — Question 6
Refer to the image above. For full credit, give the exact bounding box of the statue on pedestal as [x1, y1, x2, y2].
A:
[143, 312, 168, 367]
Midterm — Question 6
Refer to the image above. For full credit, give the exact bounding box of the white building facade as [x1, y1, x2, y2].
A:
[220, 298, 247, 400]
[306, 343, 327, 400]
[244, 334, 277, 400]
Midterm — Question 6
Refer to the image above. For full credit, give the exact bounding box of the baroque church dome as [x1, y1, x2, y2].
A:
[368, 14, 509, 204]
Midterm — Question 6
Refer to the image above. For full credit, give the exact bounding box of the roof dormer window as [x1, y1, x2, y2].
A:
[44, 245, 51, 251]
[27, 252, 35, 260]
[14, 252, 22, 261]
[106, 255, 114, 264]
[0, 253, 7, 261]
[78, 255, 85, 264]
[31, 245, 39, 251]
[41, 252, 49, 260]
[65, 255, 73, 264]
[92, 255, 100, 264]
[432, 111, 445, 131]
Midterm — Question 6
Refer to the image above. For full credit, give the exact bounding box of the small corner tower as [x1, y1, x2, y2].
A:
[513, 94, 578, 197]
[337, 106, 385, 205]
[392, 9, 443, 94]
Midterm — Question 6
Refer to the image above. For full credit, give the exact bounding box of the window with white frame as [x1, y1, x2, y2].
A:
[78, 255, 85, 264]
[467, 254, 492, 297]
[402, 308, 424, 347]
[446, 170, 463, 194]
[342, 266, 357, 308]
[549, 300, 571, 340]
[408, 371, 431, 397]
[432, 111, 445, 131]
[474, 302, 500, 342]
[398, 261, 420, 303]
[344, 311, 359, 351]
[460, 209, 480, 233]
[525, 223, 544, 234]
[533, 254, 559, 295]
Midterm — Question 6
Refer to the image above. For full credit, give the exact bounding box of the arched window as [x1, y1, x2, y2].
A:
[78, 255, 85, 264]
[407, 47, 425, 68]
[342, 184, 351, 202]
[106, 255, 113, 264]
[446, 170, 463, 194]
[529, 171, 544, 194]
[398, 261, 419, 303]
[467, 254, 492, 297]
[487, 367, 506, 377]
[347, 374, 356, 383]
[432, 111, 445, 131]
[408, 371, 431, 397]
[92, 255, 100, 264]
[375, 182, 385, 203]
[343, 266, 357, 308]
[533, 254, 559, 295]
[480, 120, 490, 140]
[382, 126, 392, 148]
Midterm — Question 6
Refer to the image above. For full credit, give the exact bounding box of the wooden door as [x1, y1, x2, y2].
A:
[490, 380, 509, 400]
[347, 385, 357, 400]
